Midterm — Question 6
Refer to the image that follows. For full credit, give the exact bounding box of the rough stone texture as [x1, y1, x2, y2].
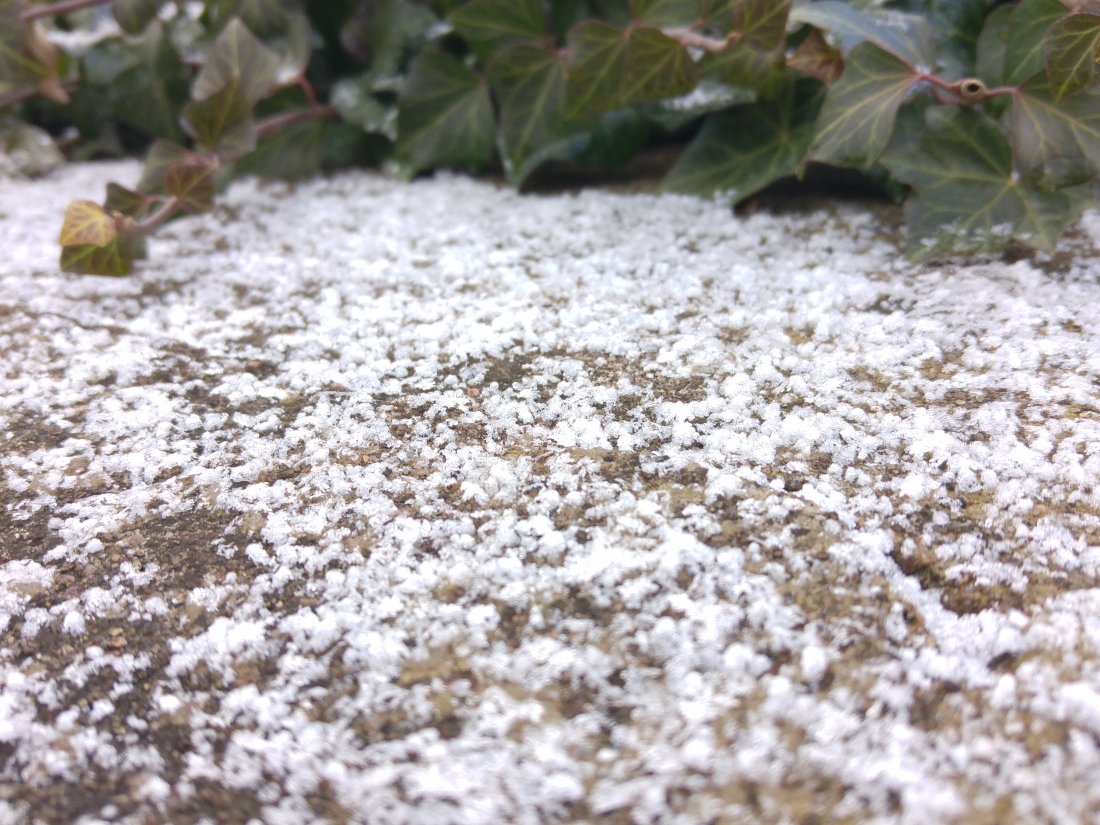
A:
[2, 162, 1100, 825]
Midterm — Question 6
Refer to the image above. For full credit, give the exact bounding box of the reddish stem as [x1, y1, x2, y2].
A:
[135, 195, 180, 234]
[254, 104, 338, 141]
[0, 86, 37, 109]
[23, 0, 110, 21]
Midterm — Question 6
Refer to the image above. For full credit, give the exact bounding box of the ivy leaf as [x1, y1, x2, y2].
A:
[575, 108, 651, 170]
[0, 0, 23, 85]
[630, 0, 703, 27]
[565, 20, 627, 117]
[699, 40, 787, 96]
[60, 237, 139, 277]
[734, 0, 793, 51]
[789, 1, 935, 70]
[395, 49, 495, 172]
[60, 200, 118, 248]
[621, 27, 699, 105]
[975, 4, 1014, 87]
[110, 20, 189, 142]
[165, 162, 216, 213]
[641, 79, 757, 132]
[192, 18, 280, 107]
[1004, 0, 1067, 86]
[236, 119, 325, 180]
[137, 139, 192, 193]
[809, 41, 917, 168]
[331, 75, 398, 139]
[182, 81, 258, 159]
[1044, 12, 1100, 101]
[105, 183, 151, 218]
[112, 0, 163, 35]
[661, 78, 825, 203]
[1012, 74, 1100, 189]
[449, 0, 547, 62]
[488, 43, 588, 185]
[343, 0, 438, 76]
[787, 27, 844, 84]
[883, 106, 1093, 259]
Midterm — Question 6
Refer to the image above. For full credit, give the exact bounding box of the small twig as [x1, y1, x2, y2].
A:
[295, 75, 319, 108]
[255, 104, 338, 141]
[22, 0, 111, 21]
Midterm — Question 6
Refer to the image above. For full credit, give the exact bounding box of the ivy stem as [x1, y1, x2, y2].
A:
[22, 0, 111, 21]
[0, 86, 38, 109]
[135, 195, 180, 234]
[295, 76, 319, 108]
[917, 72, 1016, 104]
[255, 104, 338, 141]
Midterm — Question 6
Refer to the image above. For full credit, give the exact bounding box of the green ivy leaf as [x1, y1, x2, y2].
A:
[395, 49, 495, 172]
[165, 162, 216, 213]
[111, 0, 163, 35]
[331, 74, 398, 139]
[182, 81, 258, 159]
[1044, 12, 1100, 101]
[975, 4, 1014, 87]
[641, 79, 757, 132]
[60, 236, 139, 276]
[575, 108, 651, 170]
[621, 27, 699, 105]
[565, 20, 627, 117]
[236, 119, 325, 180]
[192, 18, 280, 107]
[809, 41, 917, 168]
[343, 0, 439, 77]
[789, 1, 935, 69]
[110, 20, 189, 142]
[137, 139, 192, 193]
[883, 106, 1093, 258]
[0, 0, 22, 85]
[734, 0, 793, 51]
[661, 78, 824, 202]
[1004, 0, 1067, 86]
[105, 183, 151, 218]
[629, 0, 703, 27]
[699, 40, 787, 96]
[449, 0, 547, 62]
[1012, 73, 1100, 188]
[488, 43, 588, 185]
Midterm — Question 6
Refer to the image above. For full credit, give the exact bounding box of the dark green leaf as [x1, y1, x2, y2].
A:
[138, 139, 192, 193]
[449, 0, 547, 61]
[165, 162, 216, 212]
[110, 20, 189, 142]
[788, 27, 844, 84]
[1044, 12, 1100, 101]
[641, 79, 756, 131]
[60, 236, 139, 276]
[1012, 73, 1100, 188]
[630, 0, 703, 27]
[192, 18, 280, 107]
[1004, 0, 1067, 86]
[489, 43, 588, 185]
[105, 183, 151, 218]
[699, 40, 787, 96]
[662, 78, 825, 202]
[789, 1, 936, 69]
[975, 4, 1013, 87]
[621, 26, 699, 105]
[354, 0, 439, 76]
[734, 0, 793, 51]
[182, 80, 259, 159]
[575, 107, 650, 170]
[331, 75, 398, 138]
[395, 49, 495, 172]
[112, 0, 163, 35]
[236, 119, 325, 180]
[565, 20, 627, 117]
[883, 106, 1093, 258]
[810, 41, 917, 168]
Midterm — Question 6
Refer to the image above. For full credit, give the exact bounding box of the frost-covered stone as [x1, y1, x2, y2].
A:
[2, 162, 1100, 824]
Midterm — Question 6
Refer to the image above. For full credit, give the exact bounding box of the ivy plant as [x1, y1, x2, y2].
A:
[0, 0, 1097, 273]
